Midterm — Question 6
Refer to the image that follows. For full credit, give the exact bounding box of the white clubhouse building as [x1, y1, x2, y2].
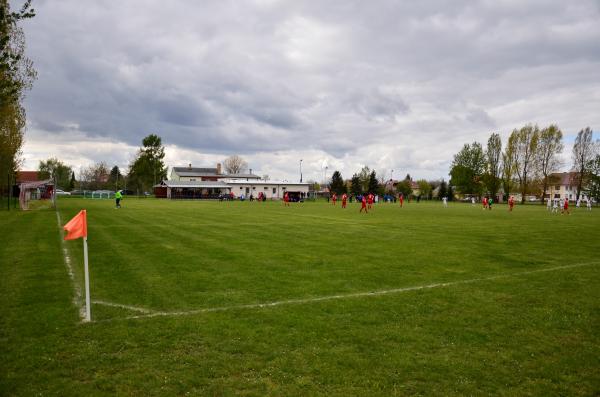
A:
[155, 164, 310, 200]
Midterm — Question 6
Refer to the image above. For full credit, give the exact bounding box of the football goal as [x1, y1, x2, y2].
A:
[18, 180, 55, 210]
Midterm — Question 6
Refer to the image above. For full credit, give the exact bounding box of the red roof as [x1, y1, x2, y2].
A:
[16, 171, 40, 183]
[549, 172, 577, 186]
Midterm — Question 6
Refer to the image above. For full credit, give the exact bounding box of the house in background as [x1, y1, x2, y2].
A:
[546, 172, 589, 201]
[382, 179, 421, 197]
[157, 163, 309, 200]
[169, 163, 261, 182]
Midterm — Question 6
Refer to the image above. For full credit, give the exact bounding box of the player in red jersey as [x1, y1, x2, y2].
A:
[283, 191, 290, 207]
[482, 197, 488, 210]
[360, 195, 368, 213]
[332, 193, 337, 206]
[367, 193, 374, 209]
[562, 197, 570, 214]
[341, 193, 347, 208]
[399, 193, 404, 207]
[508, 196, 515, 211]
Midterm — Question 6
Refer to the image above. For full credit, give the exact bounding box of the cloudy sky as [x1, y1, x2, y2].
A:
[17, 0, 600, 182]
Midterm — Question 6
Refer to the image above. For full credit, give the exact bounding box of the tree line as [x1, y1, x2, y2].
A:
[326, 166, 453, 200]
[0, 0, 35, 196]
[36, 133, 258, 194]
[36, 134, 168, 194]
[449, 125, 599, 203]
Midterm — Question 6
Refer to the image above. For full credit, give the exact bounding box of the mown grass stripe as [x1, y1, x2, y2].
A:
[94, 261, 597, 323]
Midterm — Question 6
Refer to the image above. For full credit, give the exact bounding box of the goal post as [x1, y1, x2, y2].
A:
[18, 179, 55, 210]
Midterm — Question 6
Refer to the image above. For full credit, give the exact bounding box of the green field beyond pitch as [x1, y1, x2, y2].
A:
[1, 198, 599, 395]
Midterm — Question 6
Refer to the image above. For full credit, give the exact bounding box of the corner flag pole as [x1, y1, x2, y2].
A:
[63, 209, 91, 322]
[83, 236, 91, 322]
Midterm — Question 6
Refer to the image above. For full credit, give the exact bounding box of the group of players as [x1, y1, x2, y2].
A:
[319, 192, 413, 213]
[285, 191, 594, 215]
[546, 197, 592, 214]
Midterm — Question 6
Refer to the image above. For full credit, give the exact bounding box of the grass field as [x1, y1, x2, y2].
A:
[1, 197, 599, 395]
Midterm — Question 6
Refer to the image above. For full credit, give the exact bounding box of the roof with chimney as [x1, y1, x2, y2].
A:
[171, 165, 261, 179]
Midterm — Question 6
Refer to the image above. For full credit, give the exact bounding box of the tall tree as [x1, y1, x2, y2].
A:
[81, 162, 110, 191]
[350, 174, 361, 196]
[0, 0, 36, 193]
[368, 170, 379, 194]
[502, 132, 517, 200]
[128, 134, 167, 192]
[484, 133, 502, 198]
[438, 180, 448, 199]
[536, 125, 563, 204]
[417, 179, 432, 199]
[357, 166, 371, 193]
[449, 142, 486, 196]
[585, 154, 600, 205]
[329, 170, 346, 194]
[572, 127, 596, 201]
[69, 171, 75, 190]
[38, 157, 72, 189]
[223, 155, 248, 174]
[513, 125, 539, 203]
[109, 165, 123, 190]
[396, 180, 413, 197]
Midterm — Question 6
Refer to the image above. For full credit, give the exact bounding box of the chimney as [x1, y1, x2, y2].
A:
[249, 168, 252, 175]
[216, 163, 222, 175]
[188, 163, 192, 170]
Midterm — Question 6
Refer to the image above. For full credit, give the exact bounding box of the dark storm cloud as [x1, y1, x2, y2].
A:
[17, 0, 600, 179]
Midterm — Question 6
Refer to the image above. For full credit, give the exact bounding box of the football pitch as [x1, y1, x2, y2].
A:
[1, 198, 599, 395]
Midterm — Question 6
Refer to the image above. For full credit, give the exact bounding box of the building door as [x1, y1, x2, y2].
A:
[245, 187, 250, 195]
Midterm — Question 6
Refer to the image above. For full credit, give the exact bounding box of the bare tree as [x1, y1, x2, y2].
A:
[501, 132, 517, 200]
[513, 125, 539, 204]
[536, 125, 563, 204]
[572, 127, 596, 200]
[223, 155, 248, 174]
[81, 162, 110, 190]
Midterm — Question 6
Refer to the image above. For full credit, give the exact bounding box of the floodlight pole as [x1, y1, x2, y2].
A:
[83, 236, 91, 322]
[300, 159, 303, 183]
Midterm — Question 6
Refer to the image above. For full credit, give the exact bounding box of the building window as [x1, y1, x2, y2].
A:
[282, 187, 286, 190]
[240, 187, 243, 190]
[264, 186, 268, 190]
[252, 187, 256, 190]
[273, 188, 276, 194]
[555, 186, 560, 190]
[190, 178, 196, 181]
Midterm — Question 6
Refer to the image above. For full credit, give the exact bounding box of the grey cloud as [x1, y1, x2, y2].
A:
[18, 0, 600, 179]
[465, 108, 496, 128]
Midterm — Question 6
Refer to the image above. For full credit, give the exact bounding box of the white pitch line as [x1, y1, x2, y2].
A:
[56, 210, 86, 320]
[95, 261, 598, 323]
[93, 300, 155, 314]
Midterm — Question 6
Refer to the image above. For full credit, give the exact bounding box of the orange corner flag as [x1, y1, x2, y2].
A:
[63, 210, 88, 240]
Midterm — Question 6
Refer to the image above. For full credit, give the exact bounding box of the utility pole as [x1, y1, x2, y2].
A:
[300, 159, 303, 183]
